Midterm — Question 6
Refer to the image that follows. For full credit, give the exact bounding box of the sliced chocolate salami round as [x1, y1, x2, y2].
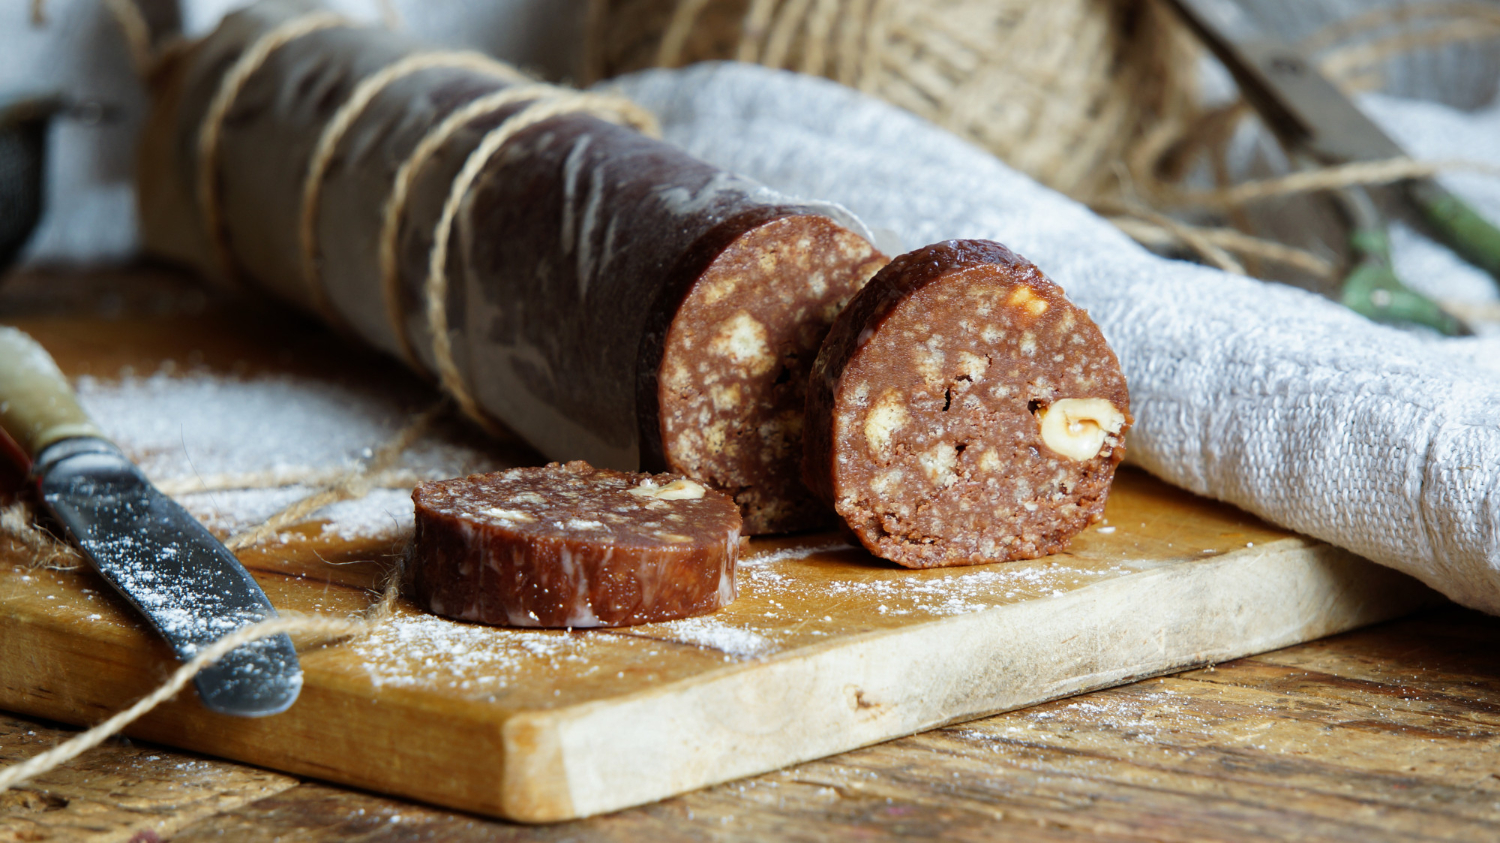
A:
[409, 461, 741, 627]
[802, 239, 1132, 568]
[647, 212, 889, 535]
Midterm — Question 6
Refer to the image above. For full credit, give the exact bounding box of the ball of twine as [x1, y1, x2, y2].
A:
[584, 0, 1500, 282]
[585, 0, 1201, 202]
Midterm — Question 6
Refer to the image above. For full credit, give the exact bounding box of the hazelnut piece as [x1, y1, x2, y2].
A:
[1036, 398, 1125, 461]
[627, 478, 707, 500]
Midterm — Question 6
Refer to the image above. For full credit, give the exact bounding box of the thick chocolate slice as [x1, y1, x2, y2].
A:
[803, 239, 1132, 568]
[409, 461, 741, 627]
[650, 213, 888, 534]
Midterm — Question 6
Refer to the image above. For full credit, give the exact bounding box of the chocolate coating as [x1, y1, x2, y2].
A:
[409, 461, 741, 627]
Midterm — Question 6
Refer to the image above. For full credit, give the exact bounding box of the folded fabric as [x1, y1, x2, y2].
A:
[609, 62, 1500, 614]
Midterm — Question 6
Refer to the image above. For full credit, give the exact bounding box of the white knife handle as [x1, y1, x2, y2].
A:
[0, 326, 102, 461]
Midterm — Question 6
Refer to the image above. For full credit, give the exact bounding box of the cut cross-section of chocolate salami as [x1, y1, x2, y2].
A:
[409, 461, 741, 627]
[647, 212, 889, 534]
[802, 239, 1132, 568]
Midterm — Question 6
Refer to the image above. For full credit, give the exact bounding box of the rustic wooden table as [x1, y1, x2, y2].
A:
[5, 604, 1500, 842]
[4, 269, 1499, 842]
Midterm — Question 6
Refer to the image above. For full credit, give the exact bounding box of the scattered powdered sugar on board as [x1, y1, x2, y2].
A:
[651, 615, 777, 658]
[176, 487, 417, 541]
[317, 490, 417, 541]
[743, 540, 857, 567]
[78, 371, 401, 479]
[72, 369, 496, 541]
[178, 487, 316, 535]
[74, 370, 489, 487]
[346, 611, 779, 694]
[347, 613, 605, 692]
[743, 558, 1121, 617]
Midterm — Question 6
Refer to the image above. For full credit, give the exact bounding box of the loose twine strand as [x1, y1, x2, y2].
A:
[0, 614, 365, 794]
[0, 502, 82, 571]
[222, 402, 445, 551]
[1165, 157, 1500, 210]
[0, 403, 442, 793]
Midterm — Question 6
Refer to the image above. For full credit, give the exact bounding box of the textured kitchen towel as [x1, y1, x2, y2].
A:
[609, 62, 1500, 614]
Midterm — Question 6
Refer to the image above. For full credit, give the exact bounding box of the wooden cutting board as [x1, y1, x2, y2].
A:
[0, 299, 1439, 823]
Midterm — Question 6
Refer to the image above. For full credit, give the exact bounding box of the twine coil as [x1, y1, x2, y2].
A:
[187, 10, 662, 436]
[377, 83, 560, 368]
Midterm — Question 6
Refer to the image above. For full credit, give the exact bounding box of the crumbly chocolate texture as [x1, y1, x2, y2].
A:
[655, 216, 888, 534]
[803, 239, 1132, 568]
[409, 461, 741, 627]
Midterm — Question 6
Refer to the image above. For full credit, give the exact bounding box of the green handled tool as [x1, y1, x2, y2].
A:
[1331, 180, 1464, 335]
[1168, 0, 1500, 335]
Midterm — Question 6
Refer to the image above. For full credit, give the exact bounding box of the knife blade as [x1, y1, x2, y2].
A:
[0, 326, 301, 717]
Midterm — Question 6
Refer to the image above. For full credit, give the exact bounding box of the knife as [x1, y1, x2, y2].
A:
[0, 326, 301, 717]
[1167, 0, 1499, 334]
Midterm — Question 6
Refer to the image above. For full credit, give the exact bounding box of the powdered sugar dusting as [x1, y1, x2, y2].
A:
[73, 370, 496, 541]
[344, 609, 783, 695]
[744, 559, 1119, 618]
[178, 487, 316, 536]
[317, 491, 417, 541]
[653, 615, 776, 658]
[78, 371, 404, 479]
[348, 613, 597, 692]
[743, 540, 856, 567]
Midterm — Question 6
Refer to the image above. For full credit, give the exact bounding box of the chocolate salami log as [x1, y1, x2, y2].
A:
[137, 0, 886, 533]
[803, 240, 1131, 568]
[411, 462, 741, 627]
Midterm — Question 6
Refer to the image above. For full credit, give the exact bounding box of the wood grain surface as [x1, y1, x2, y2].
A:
[0, 269, 1457, 831]
[5, 605, 1500, 842]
